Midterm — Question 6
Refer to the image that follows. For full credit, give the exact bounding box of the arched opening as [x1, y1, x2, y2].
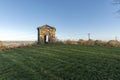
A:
[44, 35, 49, 44]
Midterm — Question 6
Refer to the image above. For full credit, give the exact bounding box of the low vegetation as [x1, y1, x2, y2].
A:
[63, 39, 120, 47]
[0, 44, 120, 80]
[0, 41, 36, 50]
[0, 41, 3, 46]
[0, 39, 120, 50]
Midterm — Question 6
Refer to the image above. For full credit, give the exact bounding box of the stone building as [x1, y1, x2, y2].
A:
[37, 25, 56, 44]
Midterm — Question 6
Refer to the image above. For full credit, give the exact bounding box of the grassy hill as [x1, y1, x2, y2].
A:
[0, 44, 120, 80]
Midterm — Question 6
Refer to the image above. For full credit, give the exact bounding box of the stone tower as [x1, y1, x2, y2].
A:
[37, 25, 56, 44]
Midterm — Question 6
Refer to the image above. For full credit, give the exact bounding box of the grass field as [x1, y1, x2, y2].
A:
[0, 44, 120, 80]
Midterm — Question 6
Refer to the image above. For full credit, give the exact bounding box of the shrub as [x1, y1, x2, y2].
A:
[78, 39, 95, 46]
[55, 40, 64, 44]
[95, 40, 107, 46]
[107, 40, 120, 47]
[86, 39, 95, 46]
[55, 38, 64, 44]
[0, 41, 3, 47]
[64, 40, 78, 44]
[77, 39, 87, 45]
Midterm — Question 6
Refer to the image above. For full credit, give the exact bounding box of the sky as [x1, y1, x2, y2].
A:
[0, 0, 120, 41]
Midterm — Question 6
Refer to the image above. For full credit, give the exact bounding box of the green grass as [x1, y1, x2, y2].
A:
[0, 44, 120, 80]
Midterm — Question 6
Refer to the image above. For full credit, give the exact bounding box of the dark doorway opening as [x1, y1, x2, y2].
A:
[44, 35, 49, 44]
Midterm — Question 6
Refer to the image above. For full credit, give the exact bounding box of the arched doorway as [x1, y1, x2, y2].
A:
[44, 35, 49, 44]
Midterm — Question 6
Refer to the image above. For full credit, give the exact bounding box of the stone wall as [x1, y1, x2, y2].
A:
[37, 25, 56, 44]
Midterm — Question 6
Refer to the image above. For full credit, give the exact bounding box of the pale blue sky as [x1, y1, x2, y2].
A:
[0, 0, 120, 41]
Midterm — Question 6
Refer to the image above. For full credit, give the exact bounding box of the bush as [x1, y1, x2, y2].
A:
[95, 40, 107, 46]
[55, 38, 64, 44]
[64, 40, 77, 44]
[55, 40, 64, 44]
[86, 39, 95, 46]
[0, 41, 3, 47]
[107, 40, 120, 47]
[77, 39, 87, 45]
[78, 39, 95, 46]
